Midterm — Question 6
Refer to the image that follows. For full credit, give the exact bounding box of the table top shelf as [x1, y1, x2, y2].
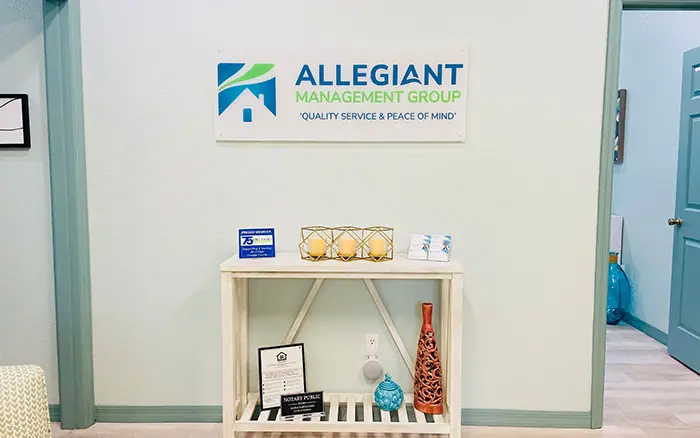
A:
[221, 252, 463, 279]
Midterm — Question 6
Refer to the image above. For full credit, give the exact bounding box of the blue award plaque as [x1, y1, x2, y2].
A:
[239, 228, 276, 259]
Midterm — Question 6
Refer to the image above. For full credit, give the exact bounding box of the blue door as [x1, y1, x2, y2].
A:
[668, 46, 700, 373]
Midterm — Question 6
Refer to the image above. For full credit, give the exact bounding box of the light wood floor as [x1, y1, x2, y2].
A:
[52, 325, 700, 437]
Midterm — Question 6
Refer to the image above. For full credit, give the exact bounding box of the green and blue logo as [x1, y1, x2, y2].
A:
[217, 63, 276, 122]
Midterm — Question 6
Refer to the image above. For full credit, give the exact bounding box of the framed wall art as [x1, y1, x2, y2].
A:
[0, 94, 31, 149]
[614, 89, 627, 164]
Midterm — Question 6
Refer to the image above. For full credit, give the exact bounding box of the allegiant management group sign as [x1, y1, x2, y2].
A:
[216, 49, 467, 142]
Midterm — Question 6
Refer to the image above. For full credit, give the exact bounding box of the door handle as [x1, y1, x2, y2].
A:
[668, 217, 683, 227]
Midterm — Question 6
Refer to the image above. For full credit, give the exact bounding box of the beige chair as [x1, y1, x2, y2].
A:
[0, 365, 51, 438]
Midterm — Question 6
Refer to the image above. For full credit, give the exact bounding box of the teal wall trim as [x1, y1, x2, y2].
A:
[42, 0, 95, 430]
[462, 409, 592, 429]
[90, 406, 589, 428]
[95, 406, 223, 423]
[49, 405, 61, 422]
[623, 314, 669, 345]
[591, 0, 623, 429]
[624, 0, 700, 9]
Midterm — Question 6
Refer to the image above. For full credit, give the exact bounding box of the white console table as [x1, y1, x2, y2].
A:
[220, 253, 463, 437]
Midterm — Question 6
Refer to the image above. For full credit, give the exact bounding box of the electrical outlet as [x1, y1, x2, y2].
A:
[366, 333, 379, 358]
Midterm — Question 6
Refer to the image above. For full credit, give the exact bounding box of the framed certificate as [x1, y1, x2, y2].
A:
[258, 343, 307, 411]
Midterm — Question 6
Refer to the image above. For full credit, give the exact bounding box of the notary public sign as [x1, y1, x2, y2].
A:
[216, 48, 467, 142]
[280, 391, 324, 419]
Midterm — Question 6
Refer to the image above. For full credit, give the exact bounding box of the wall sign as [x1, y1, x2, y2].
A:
[216, 49, 467, 142]
[0, 94, 31, 149]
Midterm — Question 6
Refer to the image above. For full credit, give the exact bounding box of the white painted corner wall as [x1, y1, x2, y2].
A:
[614, 11, 700, 334]
[80, 0, 609, 411]
[0, 0, 59, 403]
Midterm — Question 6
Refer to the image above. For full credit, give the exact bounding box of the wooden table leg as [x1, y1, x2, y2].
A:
[238, 278, 249, 417]
[221, 273, 237, 438]
[441, 278, 451, 422]
[449, 274, 463, 438]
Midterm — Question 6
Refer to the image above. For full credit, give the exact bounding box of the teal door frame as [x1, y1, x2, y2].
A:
[41, 0, 700, 431]
[591, 0, 700, 429]
[43, 0, 95, 429]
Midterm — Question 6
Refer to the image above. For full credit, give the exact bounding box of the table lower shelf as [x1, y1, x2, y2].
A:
[233, 392, 451, 435]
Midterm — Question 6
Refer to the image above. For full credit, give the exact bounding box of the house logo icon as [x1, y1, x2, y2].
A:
[276, 352, 287, 362]
[217, 63, 277, 123]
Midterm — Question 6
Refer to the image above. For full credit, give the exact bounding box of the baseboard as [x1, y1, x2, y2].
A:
[622, 313, 668, 345]
[95, 406, 223, 423]
[83, 405, 590, 428]
[462, 408, 591, 428]
[49, 404, 60, 422]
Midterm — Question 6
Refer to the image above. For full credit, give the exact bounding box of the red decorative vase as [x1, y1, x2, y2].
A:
[413, 302, 443, 414]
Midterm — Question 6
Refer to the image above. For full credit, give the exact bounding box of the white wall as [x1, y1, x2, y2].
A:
[614, 11, 700, 334]
[0, 0, 59, 403]
[80, 0, 609, 411]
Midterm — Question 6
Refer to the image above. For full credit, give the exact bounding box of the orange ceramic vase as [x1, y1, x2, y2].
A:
[413, 302, 443, 414]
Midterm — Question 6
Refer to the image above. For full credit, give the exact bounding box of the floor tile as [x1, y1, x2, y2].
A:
[641, 427, 700, 438]
[674, 412, 700, 427]
[69, 422, 221, 437]
[604, 411, 687, 429]
[52, 422, 72, 437]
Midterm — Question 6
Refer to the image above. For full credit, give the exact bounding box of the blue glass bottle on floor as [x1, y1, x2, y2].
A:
[608, 252, 631, 325]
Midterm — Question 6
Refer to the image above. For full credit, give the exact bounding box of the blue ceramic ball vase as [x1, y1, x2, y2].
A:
[374, 374, 404, 411]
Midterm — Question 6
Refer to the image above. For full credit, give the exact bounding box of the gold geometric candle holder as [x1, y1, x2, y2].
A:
[331, 226, 363, 262]
[299, 226, 333, 261]
[300, 225, 394, 262]
[361, 226, 394, 262]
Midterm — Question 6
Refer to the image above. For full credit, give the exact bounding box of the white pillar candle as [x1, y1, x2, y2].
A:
[338, 237, 357, 257]
[308, 237, 327, 257]
[369, 237, 387, 258]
